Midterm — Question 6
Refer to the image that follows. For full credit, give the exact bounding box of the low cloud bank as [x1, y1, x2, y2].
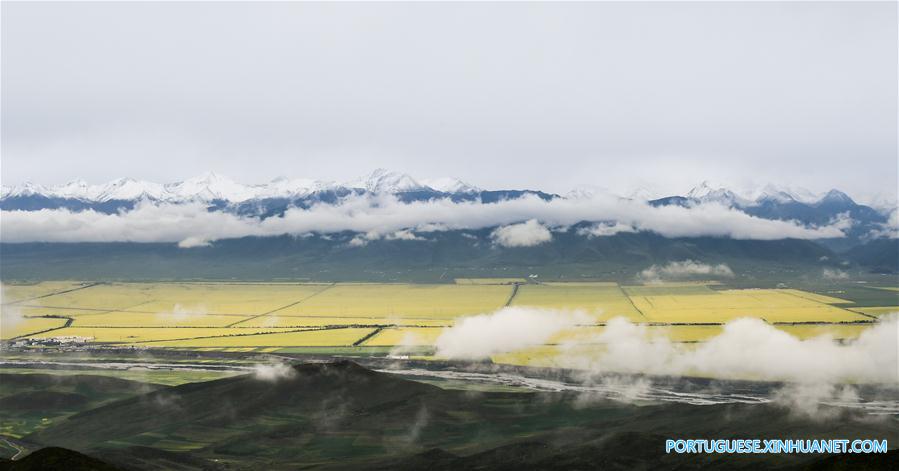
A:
[491, 219, 552, 247]
[638, 260, 734, 283]
[435, 307, 590, 360]
[0, 193, 849, 245]
[562, 316, 898, 384]
[435, 308, 897, 385]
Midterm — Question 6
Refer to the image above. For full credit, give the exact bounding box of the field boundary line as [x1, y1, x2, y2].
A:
[129, 325, 356, 344]
[618, 284, 648, 320]
[503, 283, 522, 307]
[3, 282, 103, 306]
[225, 283, 337, 327]
[10, 315, 74, 340]
[353, 327, 385, 346]
[780, 290, 878, 321]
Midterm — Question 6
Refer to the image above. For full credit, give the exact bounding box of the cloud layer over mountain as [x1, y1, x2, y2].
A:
[0, 192, 851, 245]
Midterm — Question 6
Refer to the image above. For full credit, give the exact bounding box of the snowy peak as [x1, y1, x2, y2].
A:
[4, 182, 50, 198]
[1, 174, 875, 215]
[0, 170, 488, 204]
[53, 179, 95, 199]
[685, 181, 749, 207]
[818, 189, 855, 206]
[685, 181, 718, 199]
[344, 168, 426, 193]
[655, 182, 874, 211]
[97, 178, 166, 202]
[750, 184, 821, 205]
[164, 172, 259, 202]
[257, 177, 326, 198]
[420, 177, 480, 194]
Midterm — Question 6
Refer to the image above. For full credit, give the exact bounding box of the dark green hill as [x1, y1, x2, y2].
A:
[0, 447, 122, 471]
[25, 362, 899, 470]
[844, 238, 899, 273]
[0, 229, 843, 281]
[0, 373, 161, 438]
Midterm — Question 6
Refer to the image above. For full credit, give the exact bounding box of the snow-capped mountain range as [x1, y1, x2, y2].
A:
[1, 171, 894, 252]
[0, 169, 482, 204]
[647, 180, 871, 210]
[0, 170, 883, 210]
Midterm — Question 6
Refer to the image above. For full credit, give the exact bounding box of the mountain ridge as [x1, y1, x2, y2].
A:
[1, 171, 890, 209]
[2, 171, 894, 254]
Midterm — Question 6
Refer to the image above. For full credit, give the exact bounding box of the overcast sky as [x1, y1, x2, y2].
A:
[2, 1, 896, 199]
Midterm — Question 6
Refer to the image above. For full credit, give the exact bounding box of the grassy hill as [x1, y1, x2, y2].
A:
[18, 362, 899, 470]
[0, 374, 161, 440]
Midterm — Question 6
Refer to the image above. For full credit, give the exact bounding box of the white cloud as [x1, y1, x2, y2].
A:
[576, 222, 636, 238]
[178, 236, 211, 248]
[0, 193, 850, 244]
[868, 208, 899, 239]
[435, 307, 590, 360]
[562, 316, 898, 384]
[821, 268, 849, 280]
[638, 260, 734, 283]
[252, 362, 297, 382]
[0, 285, 25, 332]
[154, 303, 207, 322]
[385, 229, 424, 241]
[349, 229, 425, 247]
[348, 234, 372, 247]
[490, 219, 552, 248]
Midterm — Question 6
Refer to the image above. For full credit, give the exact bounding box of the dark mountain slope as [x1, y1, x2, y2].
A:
[25, 362, 899, 470]
[0, 447, 122, 471]
[0, 373, 163, 440]
[0, 229, 840, 281]
[844, 238, 899, 273]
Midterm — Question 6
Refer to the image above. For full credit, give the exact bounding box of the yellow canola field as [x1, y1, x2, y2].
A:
[541, 281, 620, 287]
[1, 281, 87, 304]
[630, 289, 868, 323]
[511, 284, 644, 321]
[273, 284, 511, 319]
[239, 315, 450, 328]
[15, 307, 107, 317]
[6, 281, 880, 351]
[547, 323, 869, 346]
[492, 345, 566, 368]
[68, 311, 251, 328]
[363, 327, 445, 346]
[29, 326, 297, 343]
[455, 278, 526, 285]
[34, 283, 330, 315]
[145, 327, 373, 347]
[548, 325, 725, 344]
[1, 317, 69, 339]
[775, 324, 870, 340]
[21, 283, 159, 310]
[622, 284, 718, 297]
